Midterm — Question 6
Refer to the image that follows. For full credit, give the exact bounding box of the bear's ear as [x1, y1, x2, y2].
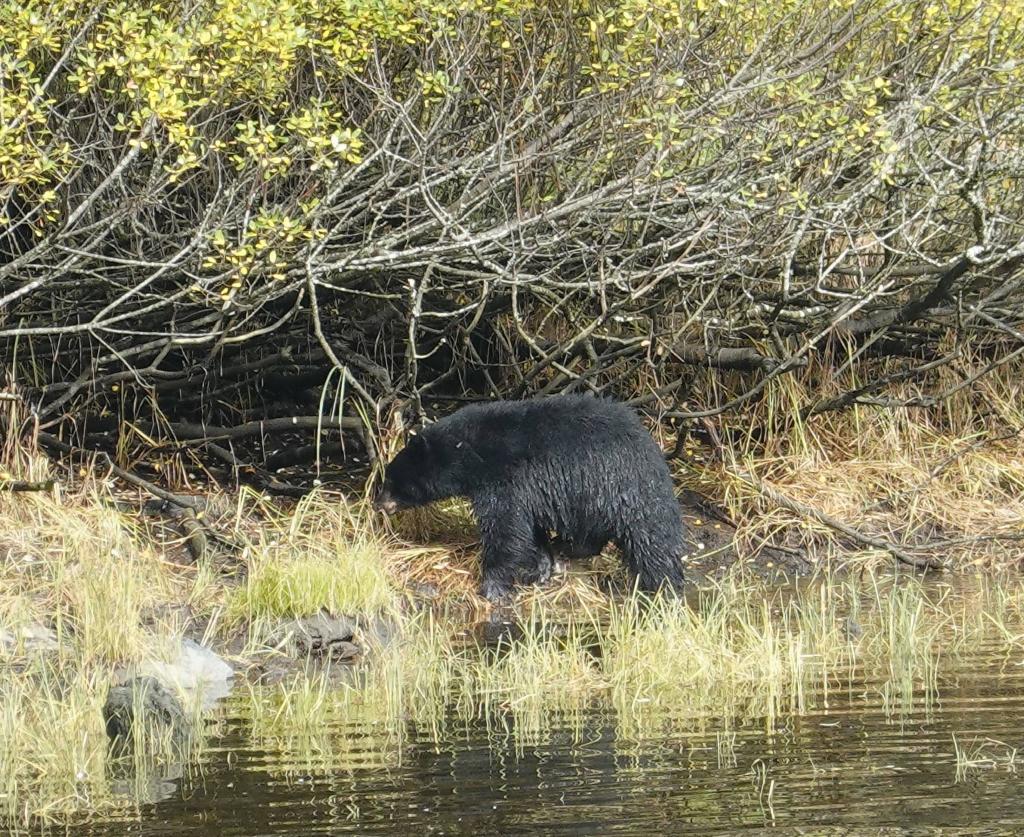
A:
[406, 431, 428, 456]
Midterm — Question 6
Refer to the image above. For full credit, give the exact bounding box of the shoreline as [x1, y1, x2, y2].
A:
[2, 393, 1022, 828]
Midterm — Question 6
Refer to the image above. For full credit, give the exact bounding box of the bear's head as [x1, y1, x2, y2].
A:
[374, 430, 464, 514]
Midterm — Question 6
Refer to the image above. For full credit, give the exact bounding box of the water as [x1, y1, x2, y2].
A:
[75, 634, 1024, 834]
[80, 682, 1024, 836]
[1, 576, 1014, 835]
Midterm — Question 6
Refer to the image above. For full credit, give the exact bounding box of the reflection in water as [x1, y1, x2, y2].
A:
[57, 578, 1024, 833]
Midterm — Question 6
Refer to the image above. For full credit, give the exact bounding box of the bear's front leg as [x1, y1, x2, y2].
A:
[473, 495, 551, 601]
[479, 572, 515, 602]
[478, 532, 548, 602]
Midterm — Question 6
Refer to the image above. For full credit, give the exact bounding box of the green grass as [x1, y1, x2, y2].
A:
[0, 655, 206, 829]
[3, 401, 1024, 827]
[0, 482, 403, 828]
[241, 573, 1024, 756]
[244, 670, 402, 776]
[229, 545, 393, 623]
[227, 492, 396, 625]
[1, 489, 181, 666]
[7, 527, 1024, 827]
[0, 483, 205, 829]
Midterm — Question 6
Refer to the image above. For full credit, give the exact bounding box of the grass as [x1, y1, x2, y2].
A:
[0, 654, 206, 829]
[226, 492, 396, 631]
[2, 360, 1024, 827]
[0, 482, 183, 666]
[0, 661, 109, 824]
[0, 474, 200, 829]
[675, 352, 1024, 571]
[953, 734, 1019, 782]
[4, 496, 1024, 828]
[0, 470, 405, 828]
[244, 669, 402, 776]
[218, 572, 1024, 786]
[231, 571, 1024, 747]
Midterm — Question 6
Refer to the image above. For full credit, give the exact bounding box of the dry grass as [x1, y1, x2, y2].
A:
[0, 479, 185, 667]
[243, 669, 402, 775]
[674, 355, 1024, 570]
[231, 572, 1024, 772]
[0, 472, 199, 829]
[0, 465, 404, 828]
[4, 466, 1024, 826]
[2, 356, 1024, 826]
[953, 734, 1019, 782]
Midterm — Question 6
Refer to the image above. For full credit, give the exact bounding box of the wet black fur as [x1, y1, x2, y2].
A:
[377, 395, 687, 600]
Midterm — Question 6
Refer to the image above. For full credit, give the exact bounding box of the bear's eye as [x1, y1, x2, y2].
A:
[455, 441, 464, 449]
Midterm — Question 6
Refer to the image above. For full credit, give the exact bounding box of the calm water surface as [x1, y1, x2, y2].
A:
[76, 592, 1024, 835]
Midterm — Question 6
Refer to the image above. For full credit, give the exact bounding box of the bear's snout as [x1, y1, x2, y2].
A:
[373, 490, 399, 515]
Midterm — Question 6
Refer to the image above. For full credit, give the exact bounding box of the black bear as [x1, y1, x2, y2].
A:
[374, 394, 687, 600]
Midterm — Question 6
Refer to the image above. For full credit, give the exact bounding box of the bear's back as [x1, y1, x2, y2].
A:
[432, 394, 658, 468]
[446, 393, 631, 431]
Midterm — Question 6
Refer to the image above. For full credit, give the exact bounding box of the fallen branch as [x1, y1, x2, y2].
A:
[0, 479, 56, 492]
[734, 469, 945, 571]
[149, 416, 366, 443]
[670, 343, 787, 372]
[36, 431, 216, 561]
[801, 352, 960, 419]
[202, 440, 311, 497]
[172, 508, 209, 564]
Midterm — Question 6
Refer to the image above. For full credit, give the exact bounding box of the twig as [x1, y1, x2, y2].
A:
[153, 416, 366, 442]
[202, 440, 311, 497]
[734, 470, 945, 571]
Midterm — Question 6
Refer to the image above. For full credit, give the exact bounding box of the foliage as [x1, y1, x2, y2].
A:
[0, 0, 1022, 475]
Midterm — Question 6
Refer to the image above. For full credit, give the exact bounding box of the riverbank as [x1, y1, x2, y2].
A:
[1, 384, 1023, 828]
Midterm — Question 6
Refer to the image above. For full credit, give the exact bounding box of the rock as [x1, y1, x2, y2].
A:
[407, 580, 441, 601]
[21, 622, 59, 650]
[0, 622, 59, 656]
[274, 612, 365, 662]
[137, 638, 234, 709]
[323, 639, 362, 663]
[109, 760, 183, 805]
[103, 676, 192, 753]
[843, 615, 864, 640]
[478, 617, 521, 648]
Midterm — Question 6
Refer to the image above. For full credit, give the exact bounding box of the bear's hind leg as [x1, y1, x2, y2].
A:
[616, 515, 686, 595]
